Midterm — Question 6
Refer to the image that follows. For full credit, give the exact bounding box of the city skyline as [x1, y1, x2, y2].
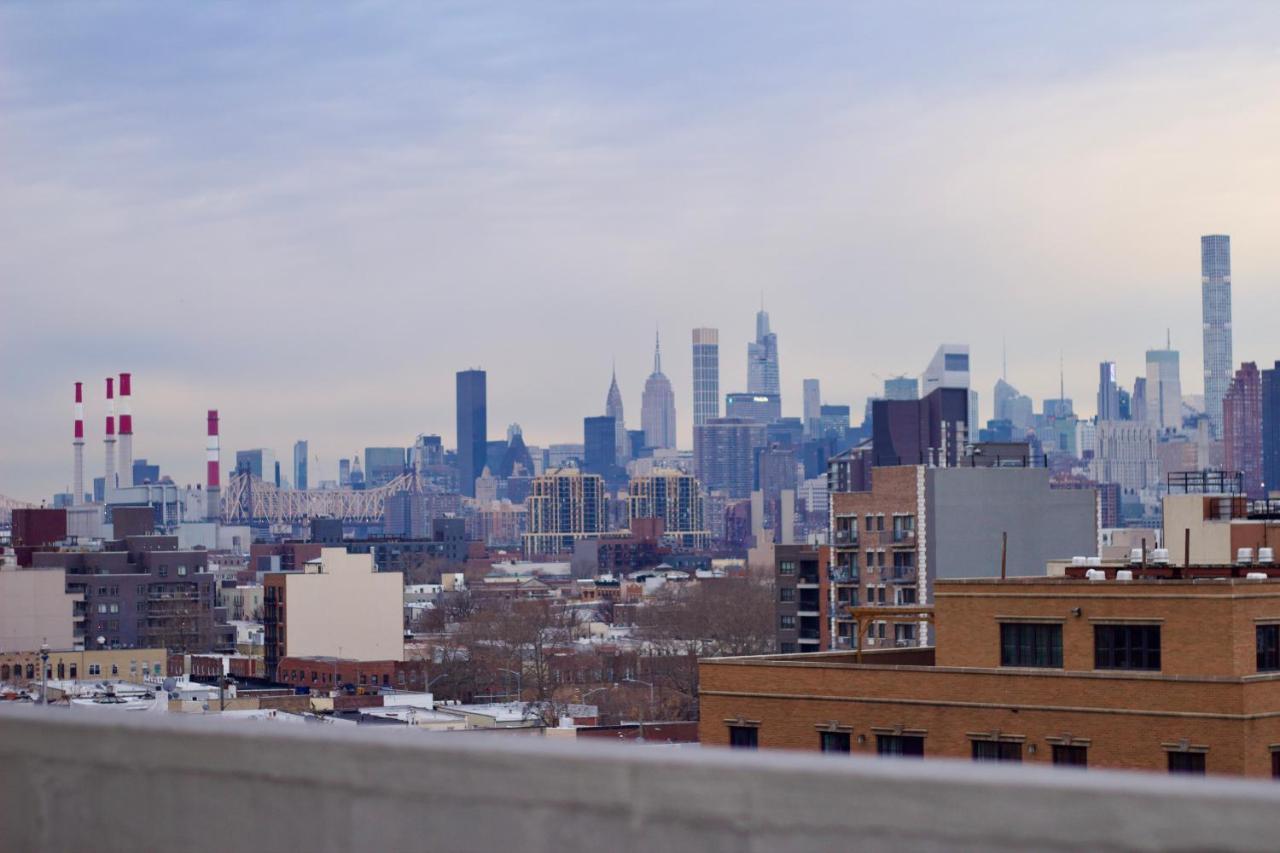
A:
[6, 4, 1280, 497]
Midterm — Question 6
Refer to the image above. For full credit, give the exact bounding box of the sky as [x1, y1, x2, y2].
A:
[3, 1, 1280, 499]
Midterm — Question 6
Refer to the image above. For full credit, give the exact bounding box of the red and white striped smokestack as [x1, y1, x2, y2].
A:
[118, 372, 133, 488]
[73, 382, 85, 506]
[206, 409, 220, 521]
[104, 377, 117, 494]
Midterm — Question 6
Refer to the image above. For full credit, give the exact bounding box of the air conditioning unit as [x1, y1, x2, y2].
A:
[1151, 549, 1170, 565]
[1071, 556, 1088, 567]
[1259, 548, 1275, 565]
[1128, 548, 1144, 565]
[1246, 572, 1268, 581]
[1237, 548, 1255, 565]
[1115, 569, 1134, 581]
[1085, 568, 1106, 581]
[1086, 557, 1103, 567]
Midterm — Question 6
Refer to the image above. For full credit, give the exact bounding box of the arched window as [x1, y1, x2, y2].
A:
[1, 665, 10, 680]
[26, 665, 35, 680]
[56, 663, 65, 679]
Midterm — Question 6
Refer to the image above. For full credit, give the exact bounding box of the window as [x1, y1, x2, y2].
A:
[819, 731, 851, 753]
[779, 642, 797, 653]
[1167, 752, 1205, 775]
[778, 561, 796, 576]
[69, 664, 77, 679]
[97, 604, 107, 614]
[894, 624, 916, 644]
[158, 566, 168, 578]
[877, 586, 886, 604]
[1258, 625, 1280, 672]
[876, 515, 885, 532]
[877, 735, 924, 757]
[1094, 624, 1161, 670]
[865, 515, 874, 532]
[780, 615, 796, 630]
[88, 664, 101, 676]
[728, 726, 758, 749]
[896, 588, 917, 605]
[972, 740, 1022, 762]
[1052, 745, 1088, 767]
[779, 588, 796, 603]
[1000, 623, 1063, 668]
[1272, 751, 1280, 779]
[110, 664, 119, 676]
[177, 565, 187, 576]
[109, 603, 119, 614]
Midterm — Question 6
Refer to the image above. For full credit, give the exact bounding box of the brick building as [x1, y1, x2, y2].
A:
[701, 570, 1280, 777]
[773, 545, 828, 654]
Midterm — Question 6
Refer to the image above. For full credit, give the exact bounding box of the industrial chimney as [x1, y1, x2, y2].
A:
[73, 382, 85, 506]
[206, 409, 220, 521]
[104, 377, 116, 495]
[118, 372, 133, 488]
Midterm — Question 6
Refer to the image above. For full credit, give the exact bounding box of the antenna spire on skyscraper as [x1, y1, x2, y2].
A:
[653, 329, 662, 375]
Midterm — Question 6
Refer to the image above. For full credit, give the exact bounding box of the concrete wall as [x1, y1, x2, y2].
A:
[4, 705, 1280, 851]
[0, 567, 77, 651]
[286, 549, 403, 661]
[927, 467, 1097, 580]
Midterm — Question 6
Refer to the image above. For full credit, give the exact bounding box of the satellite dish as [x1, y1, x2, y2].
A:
[96, 636, 106, 646]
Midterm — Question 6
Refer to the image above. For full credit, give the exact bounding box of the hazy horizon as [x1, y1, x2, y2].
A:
[5, 2, 1280, 500]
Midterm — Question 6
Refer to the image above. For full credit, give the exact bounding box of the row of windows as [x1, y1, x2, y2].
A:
[727, 726, 1218, 774]
[998, 623, 1162, 671]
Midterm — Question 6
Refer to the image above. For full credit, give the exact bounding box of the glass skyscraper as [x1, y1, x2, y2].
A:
[1202, 235, 1233, 437]
[293, 440, 308, 491]
[456, 369, 487, 497]
[692, 328, 720, 429]
[747, 310, 780, 396]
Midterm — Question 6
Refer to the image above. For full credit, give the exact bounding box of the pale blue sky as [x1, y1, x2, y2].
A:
[4, 2, 1280, 497]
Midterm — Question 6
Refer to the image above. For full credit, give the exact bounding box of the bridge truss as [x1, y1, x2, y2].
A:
[220, 471, 426, 526]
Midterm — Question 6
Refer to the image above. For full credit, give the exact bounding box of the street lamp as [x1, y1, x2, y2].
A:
[497, 667, 522, 704]
[39, 640, 50, 706]
[624, 677, 655, 742]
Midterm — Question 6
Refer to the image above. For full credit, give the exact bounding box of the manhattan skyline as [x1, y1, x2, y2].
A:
[4, 3, 1280, 498]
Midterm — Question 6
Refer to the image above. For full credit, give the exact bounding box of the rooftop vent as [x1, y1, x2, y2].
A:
[1071, 556, 1088, 567]
[1128, 549, 1144, 565]
[1246, 572, 1268, 581]
[1237, 548, 1255, 566]
[1085, 568, 1106, 581]
[1115, 569, 1134, 581]
[1151, 548, 1170, 565]
[1086, 556, 1102, 567]
[1260, 548, 1275, 565]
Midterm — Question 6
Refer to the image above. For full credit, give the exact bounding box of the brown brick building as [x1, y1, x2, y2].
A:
[701, 571, 1280, 777]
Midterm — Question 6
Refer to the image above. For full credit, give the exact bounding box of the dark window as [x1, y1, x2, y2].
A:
[779, 642, 797, 653]
[819, 731, 851, 753]
[944, 353, 970, 372]
[779, 615, 796, 630]
[1258, 625, 1280, 672]
[1167, 752, 1205, 775]
[972, 740, 1022, 762]
[728, 726, 758, 749]
[1000, 623, 1063, 668]
[779, 588, 796, 603]
[1272, 752, 1280, 779]
[1052, 745, 1088, 767]
[877, 735, 925, 757]
[1094, 624, 1161, 670]
[778, 561, 796, 576]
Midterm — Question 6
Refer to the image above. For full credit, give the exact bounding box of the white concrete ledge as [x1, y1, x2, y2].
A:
[2, 705, 1280, 851]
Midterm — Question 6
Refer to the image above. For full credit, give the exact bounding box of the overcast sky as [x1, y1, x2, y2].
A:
[3, 2, 1280, 499]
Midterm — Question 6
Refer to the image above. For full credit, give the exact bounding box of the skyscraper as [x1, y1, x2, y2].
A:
[641, 333, 677, 450]
[1202, 235, 1234, 437]
[1223, 362, 1263, 499]
[747, 309, 780, 396]
[884, 377, 919, 401]
[605, 365, 628, 462]
[1097, 362, 1120, 421]
[692, 328, 720, 429]
[921, 344, 974, 429]
[802, 379, 821, 436]
[293, 440, 308, 491]
[1262, 362, 1280, 496]
[524, 467, 606, 556]
[456, 369, 487, 497]
[694, 417, 767, 499]
[583, 415, 619, 481]
[627, 469, 710, 549]
[1145, 346, 1182, 433]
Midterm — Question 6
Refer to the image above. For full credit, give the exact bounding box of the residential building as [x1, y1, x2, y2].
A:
[692, 328, 720, 429]
[774, 545, 827, 654]
[871, 387, 970, 468]
[0, 567, 81, 652]
[694, 417, 767, 500]
[747, 309, 780, 396]
[701, 569, 1280, 778]
[1202, 234, 1234, 437]
[1161, 476, 1280, 566]
[1223, 362, 1265, 499]
[263, 549, 404, 678]
[293, 440, 308, 491]
[641, 333, 677, 450]
[1145, 346, 1182, 433]
[524, 468, 607, 556]
[456, 369, 487, 497]
[627, 469, 709, 549]
[828, 464, 1097, 651]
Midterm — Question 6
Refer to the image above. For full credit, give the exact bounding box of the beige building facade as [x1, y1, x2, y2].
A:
[0, 567, 81, 652]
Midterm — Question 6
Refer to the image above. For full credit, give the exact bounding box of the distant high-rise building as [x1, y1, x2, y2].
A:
[456, 369, 487, 497]
[1132, 377, 1147, 422]
[364, 447, 407, 488]
[725, 392, 782, 424]
[641, 333, 677, 450]
[692, 328, 720, 429]
[627, 469, 709, 549]
[694, 417, 767, 499]
[802, 379, 821, 436]
[747, 309, 780, 396]
[583, 416, 619, 481]
[1223, 362, 1264, 499]
[338, 458, 351, 487]
[524, 468, 606, 556]
[1262, 362, 1280, 496]
[235, 449, 277, 483]
[293, 440, 308, 491]
[816, 404, 851, 438]
[1091, 422, 1160, 497]
[605, 366, 628, 462]
[1097, 362, 1120, 421]
[921, 344, 974, 428]
[884, 377, 919, 401]
[871, 387, 970, 468]
[1202, 235, 1234, 437]
[1145, 346, 1182, 432]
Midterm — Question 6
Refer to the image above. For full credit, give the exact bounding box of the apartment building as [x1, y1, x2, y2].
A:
[773, 545, 828, 654]
[702, 569, 1280, 777]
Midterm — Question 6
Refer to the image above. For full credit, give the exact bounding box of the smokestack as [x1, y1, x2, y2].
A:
[73, 382, 85, 506]
[206, 409, 220, 521]
[104, 377, 117, 495]
[118, 372, 133, 488]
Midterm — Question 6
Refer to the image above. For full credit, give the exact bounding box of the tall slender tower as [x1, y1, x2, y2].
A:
[747, 309, 780, 395]
[206, 410, 220, 521]
[118, 372, 133, 487]
[605, 364, 627, 462]
[73, 382, 85, 506]
[691, 328, 720, 430]
[641, 332, 678, 450]
[456, 369, 488, 497]
[802, 378, 821, 436]
[1202, 235, 1233, 437]
[103, 377, 116, 494]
